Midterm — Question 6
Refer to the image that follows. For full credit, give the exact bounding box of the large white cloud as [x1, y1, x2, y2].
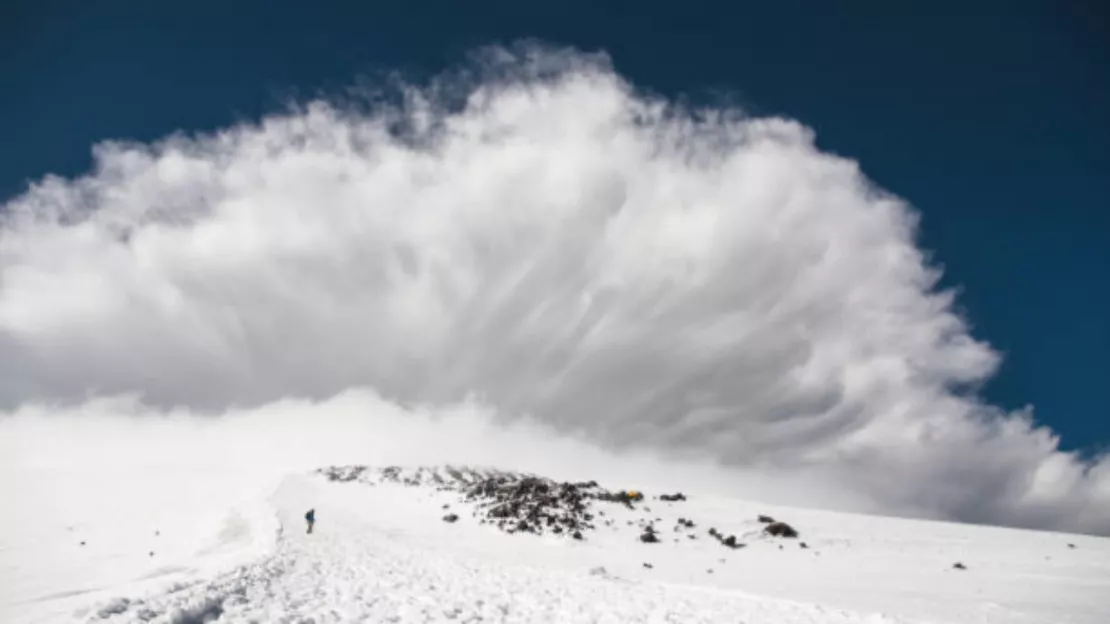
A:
[2, 45, 1108, 535]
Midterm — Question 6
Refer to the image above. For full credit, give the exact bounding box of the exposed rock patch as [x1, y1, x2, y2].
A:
[764, 521, 799, 538]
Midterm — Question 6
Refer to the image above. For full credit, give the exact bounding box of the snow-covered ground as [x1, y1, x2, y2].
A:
[8, 466, 1108, 624]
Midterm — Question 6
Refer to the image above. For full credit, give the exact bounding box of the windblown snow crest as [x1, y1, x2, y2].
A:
[1, 43, 1109, 534]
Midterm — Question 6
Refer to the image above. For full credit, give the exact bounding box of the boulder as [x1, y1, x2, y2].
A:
[763, 521, 799, 538]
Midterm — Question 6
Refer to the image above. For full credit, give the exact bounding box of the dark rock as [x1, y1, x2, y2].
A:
[643, 563, 653, 569]
[443, 514, 459, 523]
[79, 541, 86, 546]
[800, 542, 809, 549]
[757, 514, 775, 523]
[660, 492, 687, 502]
[1068, 543, 1076, 549]
[764, 522, 799, 538]
[953, 562, 967, 570]
[572, 531, 583, 540]
[722, 535, 742, 549]
[640, 531, 660, 543]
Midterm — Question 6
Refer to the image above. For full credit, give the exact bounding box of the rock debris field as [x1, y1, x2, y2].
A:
[317, 465, 802, 554]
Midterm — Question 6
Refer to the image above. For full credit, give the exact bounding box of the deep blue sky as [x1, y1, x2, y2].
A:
[2, 1, 1107, 451]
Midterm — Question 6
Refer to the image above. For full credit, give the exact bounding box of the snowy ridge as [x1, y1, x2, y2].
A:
[55, 465, 1110, 623]
[317, 464, 798, 546]
[315, 464, 528, 488]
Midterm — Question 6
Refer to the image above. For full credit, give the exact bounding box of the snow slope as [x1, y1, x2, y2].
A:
[20, 465, 1108, 624]
[1, 465, 281, 624]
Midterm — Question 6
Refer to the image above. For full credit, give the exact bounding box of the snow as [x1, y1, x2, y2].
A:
[6, 466, 1108, 623]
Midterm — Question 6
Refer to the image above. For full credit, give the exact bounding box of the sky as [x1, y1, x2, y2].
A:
[1, 1, 1109, 534]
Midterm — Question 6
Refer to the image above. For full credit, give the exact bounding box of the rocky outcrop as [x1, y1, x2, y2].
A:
[316, 465, 800, 550]
[764, 521, 799, 538]
[708, 527, 744, 550]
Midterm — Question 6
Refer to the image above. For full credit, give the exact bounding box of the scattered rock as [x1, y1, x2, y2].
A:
[596, 490, 644, 507]
[799, 542, 809, 549]
[704, 526, 744, 550]
[319, 465, 370, 483]
[764, 522, 799, 538]
[757, 514, 775, 523]
[643, 562, 653, 569]
[321, 466, 796, 553]
[96, 598, 132, 619]
[953, 562, 967, 570]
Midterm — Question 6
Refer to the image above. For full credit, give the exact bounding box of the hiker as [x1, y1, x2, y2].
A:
[305, 508, 315, 534]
